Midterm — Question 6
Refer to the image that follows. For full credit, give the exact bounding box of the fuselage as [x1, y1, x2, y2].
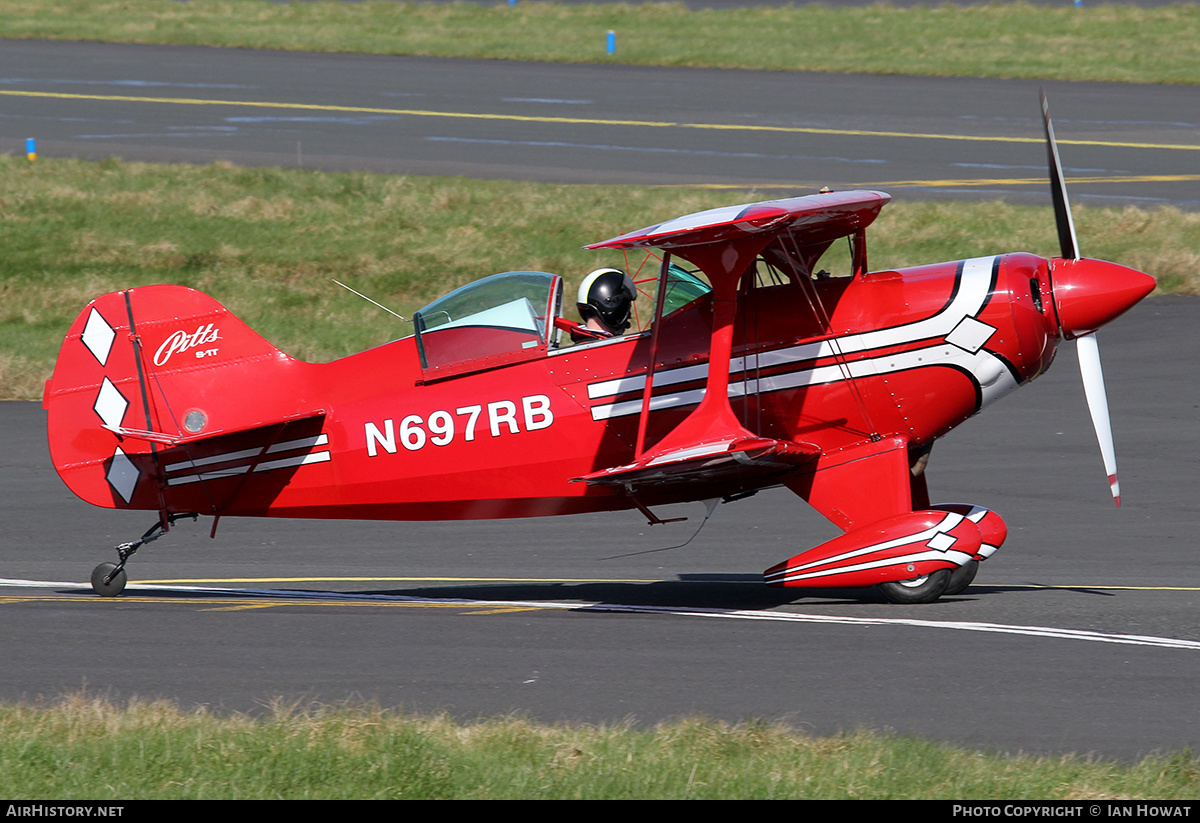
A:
[192, 251, 1059, 521]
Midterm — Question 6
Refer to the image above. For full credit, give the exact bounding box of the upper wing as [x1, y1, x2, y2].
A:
[585, 190, 890, 253]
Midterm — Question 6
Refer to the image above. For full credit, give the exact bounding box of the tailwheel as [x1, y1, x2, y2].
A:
[88, 512, 197, 597]
[878, 568, 951, 604]
[91, 562, 127, 597]
[944, 559, 979, 596]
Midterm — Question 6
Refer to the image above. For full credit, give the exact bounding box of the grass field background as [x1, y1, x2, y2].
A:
[3, 696, 1199, 799]
[3, 156, 1196, 400]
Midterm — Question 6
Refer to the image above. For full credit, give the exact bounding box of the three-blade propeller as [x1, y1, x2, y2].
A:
[1041, 90, 1125, 506]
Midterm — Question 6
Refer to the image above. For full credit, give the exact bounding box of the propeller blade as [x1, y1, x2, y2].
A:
[1041, 89, 1079, 261]
[1076, 331, 1120, 506]
[1042, 91, 1140, 507]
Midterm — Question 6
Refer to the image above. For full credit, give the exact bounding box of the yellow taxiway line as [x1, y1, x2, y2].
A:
[688, 174, 1200, 192]
[3, 89, 1199, 152]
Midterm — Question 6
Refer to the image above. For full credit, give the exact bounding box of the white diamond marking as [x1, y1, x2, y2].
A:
[81, 308, 116, 366]
[945, 317, 996, 354]
[927, 532, 958, 552]
[93, 378, 128, 430]
[106, 447, 139, 503]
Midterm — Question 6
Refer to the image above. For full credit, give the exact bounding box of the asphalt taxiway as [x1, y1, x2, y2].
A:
[1, 39, 1197, 207]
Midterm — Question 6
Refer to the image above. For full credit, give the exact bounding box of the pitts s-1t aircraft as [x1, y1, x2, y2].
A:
[45, 96, 1155, 602]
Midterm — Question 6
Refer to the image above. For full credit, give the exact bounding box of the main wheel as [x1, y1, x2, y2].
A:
[91, 562, 127, 597]
[944, 560, 979, 596]
[878, 568, 950, 604]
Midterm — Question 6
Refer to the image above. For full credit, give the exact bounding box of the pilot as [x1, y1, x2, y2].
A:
[570, 267, 636, 343]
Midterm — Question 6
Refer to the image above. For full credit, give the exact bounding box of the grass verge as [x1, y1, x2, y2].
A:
[2, 155, 1196, 400]
[1, 695, 1198, 798]
[0, 1, 1198, 84]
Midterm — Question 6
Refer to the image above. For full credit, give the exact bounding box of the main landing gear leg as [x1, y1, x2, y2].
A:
[90, 513, 198, 597]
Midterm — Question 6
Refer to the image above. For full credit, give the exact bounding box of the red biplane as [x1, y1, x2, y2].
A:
[44, 95, 1154, 602]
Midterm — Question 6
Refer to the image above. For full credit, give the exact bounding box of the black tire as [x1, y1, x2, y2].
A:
[944, 560, 979, 596]
[878, 568, 950, 604]
[91, 562, 127, 597]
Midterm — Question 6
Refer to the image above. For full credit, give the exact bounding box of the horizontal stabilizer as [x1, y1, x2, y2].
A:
[152, 413, 329, 496]
[104, 409, 326, 447]
[86, 412, 330, 513]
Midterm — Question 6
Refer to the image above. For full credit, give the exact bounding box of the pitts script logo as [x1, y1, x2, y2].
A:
[154, 324, 223, 366]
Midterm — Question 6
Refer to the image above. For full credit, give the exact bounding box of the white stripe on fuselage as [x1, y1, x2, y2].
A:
[587, 256, 1018, 420]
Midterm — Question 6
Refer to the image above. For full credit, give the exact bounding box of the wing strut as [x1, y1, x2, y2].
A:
[782, 229, 882, 442]
[576, 222, 820, 493]
[634, 252, 672, 460]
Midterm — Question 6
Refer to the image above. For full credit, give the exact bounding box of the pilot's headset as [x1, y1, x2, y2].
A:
[577, 268, 636, 332]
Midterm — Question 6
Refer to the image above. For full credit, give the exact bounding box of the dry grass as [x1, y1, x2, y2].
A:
[0, 695, 1197, 799]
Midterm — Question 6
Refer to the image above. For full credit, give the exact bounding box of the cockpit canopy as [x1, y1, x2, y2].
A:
[413, 271, 564, 380]
[409, 264, 722, 382]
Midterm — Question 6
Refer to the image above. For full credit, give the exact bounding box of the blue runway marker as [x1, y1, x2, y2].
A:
[25, 137, 35, 161]
[607, 31, 615, 55]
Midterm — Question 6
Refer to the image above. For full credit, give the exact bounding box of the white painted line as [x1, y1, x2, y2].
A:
[3, 578, 1198, 651]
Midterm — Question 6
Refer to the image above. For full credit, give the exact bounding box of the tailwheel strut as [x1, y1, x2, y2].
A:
[91, 513, 198, 597]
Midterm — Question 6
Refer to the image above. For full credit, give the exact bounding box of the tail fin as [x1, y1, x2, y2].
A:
[45, 286, 325, 514]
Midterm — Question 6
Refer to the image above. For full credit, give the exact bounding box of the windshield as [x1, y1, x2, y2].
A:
[415, 271, 558, 336]
[412, 271, 562, 376]
[658, 263, 711, 316]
